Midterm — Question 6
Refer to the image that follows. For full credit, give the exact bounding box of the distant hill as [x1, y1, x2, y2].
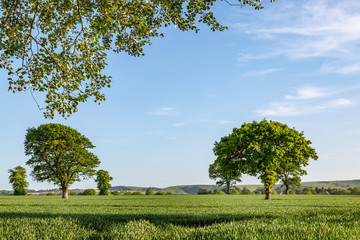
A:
[111, 179, 360, 195]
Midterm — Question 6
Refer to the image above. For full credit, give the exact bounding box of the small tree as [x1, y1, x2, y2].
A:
[95, 169, 113, 195]
[25, 123, 100, 199]
[8, 166, 28, 195]
[209, 154, 242, 194]
[145, 187, 154, 195]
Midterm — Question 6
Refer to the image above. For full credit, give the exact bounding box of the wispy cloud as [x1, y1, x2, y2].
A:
[146, 107, 177, 116]
[321, 62, 360, 74]
[216, 120, 234, 125]
[285, 86, 332, 100]
[256, 98, 354, 117]
[235, 0, 360, 72]
[173, 120, 193, 127]
[255, 86, 355, 117]
[242, 68, 281, 77]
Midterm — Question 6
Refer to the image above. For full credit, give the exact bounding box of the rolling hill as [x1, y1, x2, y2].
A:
[111, 179, 360, 194]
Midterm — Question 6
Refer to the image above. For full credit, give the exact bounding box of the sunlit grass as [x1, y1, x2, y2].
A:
[0, 195, 359, 239]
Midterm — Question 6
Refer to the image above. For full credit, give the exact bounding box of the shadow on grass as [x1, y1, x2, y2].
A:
[0, 211, 271, 230]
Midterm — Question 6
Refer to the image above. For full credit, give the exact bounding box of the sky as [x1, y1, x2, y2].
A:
[1, 0, 360, 190]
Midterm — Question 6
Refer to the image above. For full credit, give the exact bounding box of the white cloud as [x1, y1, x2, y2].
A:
[285, 87, 332, 100]
[318, 98, 354, 109]
[321, 62, 360, 74]
[255, 86, 355, 117]
[256, 98, 354, 117]
[146, 107, 176, 116]
[235, 0, 360, 71]
[173, 120, 193, 127]
[216, 120, 234, 125]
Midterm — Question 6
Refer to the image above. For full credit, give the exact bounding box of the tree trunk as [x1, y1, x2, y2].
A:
[62, 186, 69, 199]
[286, 185, 290, 195]
[265, 185, 272, 200]
[226, 182, 230, 194]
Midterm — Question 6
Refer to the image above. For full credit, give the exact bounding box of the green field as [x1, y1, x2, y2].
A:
[0, 195, 359, 239]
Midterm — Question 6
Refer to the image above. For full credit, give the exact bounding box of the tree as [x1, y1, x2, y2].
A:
[208, 157, 242, 194]
[145, 187, 154, 195]
[8, 166, 28, 195]
[25, 123, 100, 199]
[0, 0, 273, 118]
[215, 120, 318, 200]
[95, 169, 113, 195]
[81, 189, 96, 195]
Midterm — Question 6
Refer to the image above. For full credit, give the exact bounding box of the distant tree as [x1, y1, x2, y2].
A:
[165, 192, 173, 195]
[8, 166, 28, 195]
[198, 188, 213, 195]
[132, 191, 144, 195]
[111, 191, 121, 195]
[351, 187, 360, 195]
[145, 187, 154, 195]
[212, 189, 225, 195]
[302, 187, 317, 195]
[46, 192, 57, 196]
[25, 123, 100, 199]
[277, 169, 303, 195]
[215, 120, 318, 200]
[95, 169, 113, 195]
[253, 187, 265, 195]
[155, 191, 166, 195]
[241, 186, 252, 195]
[81, 189, 96, 195]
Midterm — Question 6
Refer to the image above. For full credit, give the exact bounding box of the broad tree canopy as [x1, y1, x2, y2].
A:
[215, 120, 318, 200]
[25, 123, 100, 198]
[0, 0, 273, 118]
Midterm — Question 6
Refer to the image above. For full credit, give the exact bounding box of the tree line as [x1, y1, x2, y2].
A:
[209, 119, 318, 200]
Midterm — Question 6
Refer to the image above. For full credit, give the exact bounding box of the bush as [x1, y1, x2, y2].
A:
[124, 192, 132, 195]
[46, 192, 57, 196]
[165, 192, 173, 195]
[69, 191, 78, 196]
[145, 187, 154, 195]
[111, 191, 121, 195]
[213, 189, 225, 195]
[198, 188, 213, 195]
[131, 191, 144, 195]
[155, 191, 165, 195]
[81, 189, 96, 195]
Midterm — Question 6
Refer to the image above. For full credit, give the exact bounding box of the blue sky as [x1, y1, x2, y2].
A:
[1, 0, 360, 190]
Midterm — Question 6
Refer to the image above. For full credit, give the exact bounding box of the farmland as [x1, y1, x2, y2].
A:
[0, 195, 359, 239]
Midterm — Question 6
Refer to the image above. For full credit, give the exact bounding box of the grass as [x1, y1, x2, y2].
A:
[0, 195, 359, 239]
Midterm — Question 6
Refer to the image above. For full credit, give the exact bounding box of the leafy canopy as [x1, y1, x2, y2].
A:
[0, 0, 273, 118]
[95, 169, 113, 195]
[215, 119, 318, 199]
[25, 123, 100, 192]
[8, 166, 29, 195]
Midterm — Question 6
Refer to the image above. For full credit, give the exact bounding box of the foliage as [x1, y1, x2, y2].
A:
[213, 189, 225, 195]
[46, 192, 57, 196]
[111, 191, 121, 196]
[81, 189, 96, 196]
[124, 192, 132, 195]
[24, 123, 100, 199]
[0, 0, 273, 118]
[155, 191, 166, 195]
[0, 195, 359, 239]
[302, 187, 317, 195]
[165, 192, 173, 195]
[8, 166, 28, 195]
[145, 187, 154, 195]
[197, 188, 213, 195]
[131, 191, 144, 195]
[95, 169, 113, 195]
[209, 157, 242, 194]
[214, 120, 318, 200]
